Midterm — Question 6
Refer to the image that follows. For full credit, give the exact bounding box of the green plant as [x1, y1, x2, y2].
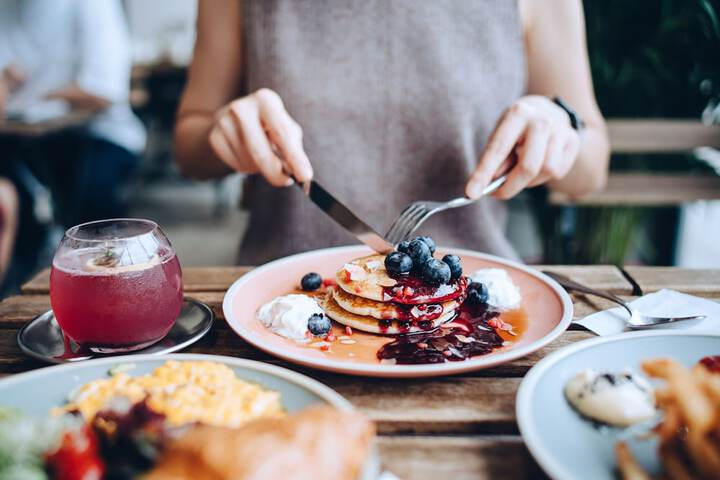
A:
[538, 0, 720, 265]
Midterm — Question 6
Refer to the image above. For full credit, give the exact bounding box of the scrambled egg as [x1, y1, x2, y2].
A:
[57, 360, 285, 427]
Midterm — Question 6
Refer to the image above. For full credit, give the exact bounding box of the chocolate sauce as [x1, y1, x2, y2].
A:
[377, 303, 504, 364]
[384, 274, 467, 305]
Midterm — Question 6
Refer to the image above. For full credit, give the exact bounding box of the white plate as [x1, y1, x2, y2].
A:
[0, 353, 382, 480]
[516, 331, 720, 480]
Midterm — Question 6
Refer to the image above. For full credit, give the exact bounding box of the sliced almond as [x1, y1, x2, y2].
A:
[343, 263, 368, 281]
[380, 358, 397, 365]
[377, 276, 398, 287]
[455, 334, 475, 343]
[310, 341, 331, 348]
[337, 335, 352, 341]
[340, 339, 357, 345]
[365, 260, 382, 272]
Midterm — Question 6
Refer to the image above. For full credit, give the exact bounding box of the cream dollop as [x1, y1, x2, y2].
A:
[564, 369, 656, 427]
[469, 268, 521, 310]
[256, 294, 324, 341]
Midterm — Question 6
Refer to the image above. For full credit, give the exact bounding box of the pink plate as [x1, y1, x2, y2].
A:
[223, 246, 573, 378]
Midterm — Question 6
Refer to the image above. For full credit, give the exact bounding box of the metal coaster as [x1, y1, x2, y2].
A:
[18, 299, 214, 364]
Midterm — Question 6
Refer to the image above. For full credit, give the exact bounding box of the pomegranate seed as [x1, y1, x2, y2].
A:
[443, 321, 471, 333]
[322, 278, 337, 287]
[403, 286, 415, 297]
[488, 318, 502, 329]
[345, 326, 353, 336]
[320, 345, 330, 351]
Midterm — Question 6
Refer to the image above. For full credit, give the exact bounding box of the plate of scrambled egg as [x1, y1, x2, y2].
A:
[0, 353, 353, 425]
[0, 355, 379, 480]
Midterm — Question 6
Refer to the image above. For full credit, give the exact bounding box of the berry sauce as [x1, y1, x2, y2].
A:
[384, 274, 467, 305]
[377, 303, 504, 364]
[376, 293, 467, 333]
[699, 355, 720, 373]
[380, 303, 444, 322]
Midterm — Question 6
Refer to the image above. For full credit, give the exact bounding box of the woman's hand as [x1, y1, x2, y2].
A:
[0, 65, 26, 119]
[465, 95, 582, 200]
[208, 88, 312, 187]
[45, 84, 111, 112]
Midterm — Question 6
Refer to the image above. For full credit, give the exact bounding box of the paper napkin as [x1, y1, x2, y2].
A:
[575, 289, 720, 336]
[378, 471, 401, 480]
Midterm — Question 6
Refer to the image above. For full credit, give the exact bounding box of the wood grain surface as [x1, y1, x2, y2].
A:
[4, 265, 717, 479]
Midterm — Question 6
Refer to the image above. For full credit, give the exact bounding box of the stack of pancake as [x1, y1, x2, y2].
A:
[324, 254, 468, 334]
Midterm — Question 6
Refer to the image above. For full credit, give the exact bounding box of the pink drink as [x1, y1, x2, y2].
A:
[50, 247, 183, 352]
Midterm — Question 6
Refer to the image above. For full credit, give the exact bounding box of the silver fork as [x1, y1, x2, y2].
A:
[543, 271, 706, 329]
[385, 175, 508, 246]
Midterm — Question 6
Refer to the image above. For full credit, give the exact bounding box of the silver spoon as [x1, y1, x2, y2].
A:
[543, 271, 706, 328]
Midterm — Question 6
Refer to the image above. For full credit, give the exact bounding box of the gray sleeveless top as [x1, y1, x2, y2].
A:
[239, 0, 526, 264]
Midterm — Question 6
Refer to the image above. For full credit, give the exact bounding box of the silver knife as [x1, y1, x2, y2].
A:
[297, 180, 394, 253]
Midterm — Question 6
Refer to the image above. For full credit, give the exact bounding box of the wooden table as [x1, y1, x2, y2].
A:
[4, 266, 719, 479]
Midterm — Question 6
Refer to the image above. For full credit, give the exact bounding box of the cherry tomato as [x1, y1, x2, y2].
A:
[46, 425, 104, 480]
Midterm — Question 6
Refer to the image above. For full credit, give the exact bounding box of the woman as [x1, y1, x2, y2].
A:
[176, 0, 609, 263]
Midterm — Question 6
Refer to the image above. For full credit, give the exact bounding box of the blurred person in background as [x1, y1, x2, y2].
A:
[0, 0, 146, 227]
[0, 179, 18, 286]
[0, 0, 145, 292]
[176, 0, 610, 264]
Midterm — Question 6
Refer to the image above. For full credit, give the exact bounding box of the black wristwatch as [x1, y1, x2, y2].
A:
[552, 96, 585, 132]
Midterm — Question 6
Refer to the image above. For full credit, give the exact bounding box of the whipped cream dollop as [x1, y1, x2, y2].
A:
[256, 294, 324, 341]
[564, 369, 656, 427]
[469, 268, 521, 310]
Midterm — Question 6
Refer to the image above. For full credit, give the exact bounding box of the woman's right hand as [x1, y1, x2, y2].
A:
[0, 64, 26, 119]
[208, 88, 313, 187]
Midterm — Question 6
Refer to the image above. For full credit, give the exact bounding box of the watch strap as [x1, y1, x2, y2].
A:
[552, 96, 585, 131]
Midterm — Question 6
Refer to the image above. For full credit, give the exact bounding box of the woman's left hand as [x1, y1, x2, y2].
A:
[46, 84, 110, 112]
[465, 95, 582, 200]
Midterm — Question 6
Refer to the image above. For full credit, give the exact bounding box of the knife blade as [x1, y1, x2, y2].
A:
[298, 180, 393, 253]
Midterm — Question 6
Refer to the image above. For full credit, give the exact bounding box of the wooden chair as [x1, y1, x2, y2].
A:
[550, 119, 720, 206]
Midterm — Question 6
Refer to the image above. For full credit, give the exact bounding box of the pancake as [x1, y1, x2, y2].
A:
[335, 254, 392, 302]
[323, 294, 458, 335]
[332, 286, 462, 321]
[336, 254, 467, 304]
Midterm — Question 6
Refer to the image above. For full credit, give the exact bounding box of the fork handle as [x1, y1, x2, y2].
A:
[443, 175, 508, 210]
[543, 270, 634, 317]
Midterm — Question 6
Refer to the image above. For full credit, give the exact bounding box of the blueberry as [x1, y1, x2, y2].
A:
[397, 240, 411, 254]
[467, 282, 489, 305]
[300, 272, 322, 291]
[385, 251, 413, 275]
[421, 258, 451, 286]
[442, 254, 462, 279]
[415, 236, 436, 255]
[308, 313, 331, 336]
[407, 239, 432, 266]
